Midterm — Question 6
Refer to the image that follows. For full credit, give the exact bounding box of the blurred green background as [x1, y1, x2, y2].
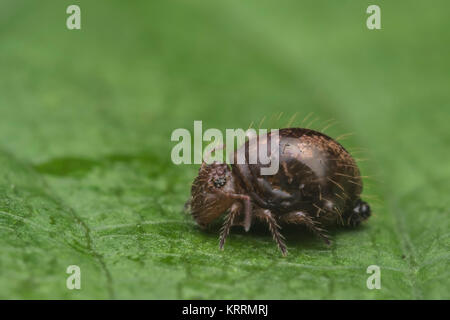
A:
[0, 0, 449, 299]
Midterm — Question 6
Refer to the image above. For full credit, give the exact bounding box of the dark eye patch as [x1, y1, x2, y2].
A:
[213, 177, 226, 188]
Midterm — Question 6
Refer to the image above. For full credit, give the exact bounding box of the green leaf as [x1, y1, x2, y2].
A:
[0, 0, 448, 299]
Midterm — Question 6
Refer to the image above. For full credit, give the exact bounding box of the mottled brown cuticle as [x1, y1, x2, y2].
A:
[187, 127, 371, 256]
